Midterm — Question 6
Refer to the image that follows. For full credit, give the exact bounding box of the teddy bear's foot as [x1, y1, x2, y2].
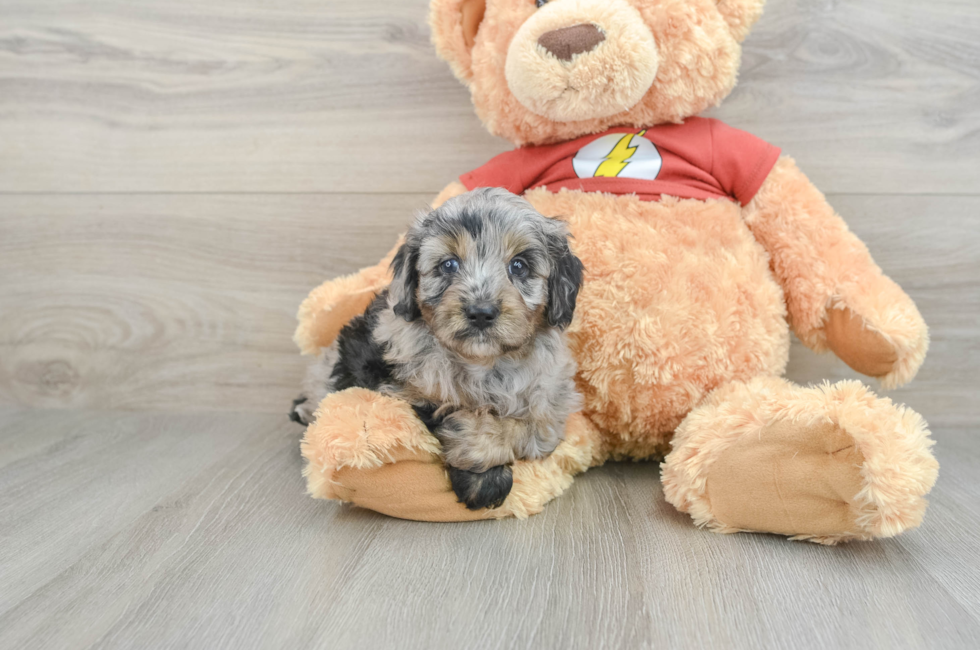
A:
[661, 377, 938, 544]
[300, 388, 604, 521]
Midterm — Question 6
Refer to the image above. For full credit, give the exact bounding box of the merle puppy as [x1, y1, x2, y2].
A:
[291, 188, 584, 510]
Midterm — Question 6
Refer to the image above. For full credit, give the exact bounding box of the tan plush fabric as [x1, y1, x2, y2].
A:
[301, 389, 604, 521]
[292, 0, 939, 542]
[824, 306, 899, 378]
[460, 0, 486, 50]
[431, 0, 750, 146]
[716, 0, 767, 42]
[332, 448, 493, 523]
[661, 378, 939, 544]
[503, 0, 660, 123]
[744, 157, 928, 389]
[704, 419, 867, 538]
[525, 189, 790, 454]
[295, 168, 938, 540]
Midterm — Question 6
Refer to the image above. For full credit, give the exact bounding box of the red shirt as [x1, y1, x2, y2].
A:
[460, 117, 781, 205]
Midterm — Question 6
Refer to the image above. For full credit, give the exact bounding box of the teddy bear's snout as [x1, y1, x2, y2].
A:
[537, 24, 606, 62]
[504, 0, 659, 124]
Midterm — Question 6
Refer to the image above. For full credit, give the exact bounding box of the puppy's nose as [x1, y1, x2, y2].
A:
[537, 24, 605, 62]
[465, 303, 500, 330]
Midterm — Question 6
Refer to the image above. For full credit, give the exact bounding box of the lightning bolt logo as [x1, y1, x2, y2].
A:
[594, 130, 647, 178]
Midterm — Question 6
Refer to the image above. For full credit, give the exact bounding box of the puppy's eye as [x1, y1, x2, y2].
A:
[508, 258, 530, 279]
[535, 0, 548, 7]
[440, 258, 460, 275]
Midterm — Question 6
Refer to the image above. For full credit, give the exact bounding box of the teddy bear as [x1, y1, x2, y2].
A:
[295, 0, 938, 543]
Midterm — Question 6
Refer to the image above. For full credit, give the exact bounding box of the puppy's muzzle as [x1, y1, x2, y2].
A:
[464, 302, 500, 331]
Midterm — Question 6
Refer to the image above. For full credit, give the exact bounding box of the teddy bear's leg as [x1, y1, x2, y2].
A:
[661, 377, 938, 544]
[300, 387, 605, 521]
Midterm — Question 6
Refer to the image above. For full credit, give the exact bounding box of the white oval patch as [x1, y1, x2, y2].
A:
[572, 131, 662, 180]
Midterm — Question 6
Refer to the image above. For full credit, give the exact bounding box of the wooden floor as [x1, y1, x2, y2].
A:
[1, 1, 978, 648]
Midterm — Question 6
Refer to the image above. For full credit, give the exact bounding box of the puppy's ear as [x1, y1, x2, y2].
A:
[389, 240, 422, 322]
[545, 227, 584, 330]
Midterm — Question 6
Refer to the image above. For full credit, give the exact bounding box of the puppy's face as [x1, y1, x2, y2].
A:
[418, 209, 546, 360]
[389, 188, 583, 363]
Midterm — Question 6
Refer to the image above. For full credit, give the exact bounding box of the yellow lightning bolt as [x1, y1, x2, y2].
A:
[594, 130, 647, 178]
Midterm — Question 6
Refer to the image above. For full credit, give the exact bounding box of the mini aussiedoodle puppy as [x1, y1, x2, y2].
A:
[291, 188, 585, 510]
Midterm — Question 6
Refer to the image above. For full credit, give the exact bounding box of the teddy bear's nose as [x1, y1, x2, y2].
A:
[537, 24, 606, 62]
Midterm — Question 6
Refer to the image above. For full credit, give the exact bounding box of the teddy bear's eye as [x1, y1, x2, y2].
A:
[535, 0, 548, 7]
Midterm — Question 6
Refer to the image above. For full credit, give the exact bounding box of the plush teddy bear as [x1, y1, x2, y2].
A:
[295, 0, 938, 543]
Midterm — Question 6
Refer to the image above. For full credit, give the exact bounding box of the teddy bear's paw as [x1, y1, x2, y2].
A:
[662, 378, 939, 544]
[300, 390, 601, 522]
[299, 388, 492, 522]
[823, 298, 928, 390]
[824, 306, 899, 378]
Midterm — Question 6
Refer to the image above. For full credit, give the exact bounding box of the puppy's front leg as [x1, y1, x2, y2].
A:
[434, 412, 565, 510]
[509, 417, 564, 462]
[438, 410, 515, 471]
[436, 410, 515, 511]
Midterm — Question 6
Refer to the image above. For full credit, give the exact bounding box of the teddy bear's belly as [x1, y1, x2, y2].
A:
[525, 189, 790, 457]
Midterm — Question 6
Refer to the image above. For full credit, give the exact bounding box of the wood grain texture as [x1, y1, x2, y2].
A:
[1, 193, 976, 427]
[0, 0, 977, 193]
[0, 193, 427, 413]
[0, 409, 978, 650]
[1, 0, 978, 647]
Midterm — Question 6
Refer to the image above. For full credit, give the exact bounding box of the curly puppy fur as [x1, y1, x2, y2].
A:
[293, 188, 584, 510]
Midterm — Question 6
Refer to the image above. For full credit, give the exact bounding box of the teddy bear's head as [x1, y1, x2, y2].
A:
[431, 0, 765, 145]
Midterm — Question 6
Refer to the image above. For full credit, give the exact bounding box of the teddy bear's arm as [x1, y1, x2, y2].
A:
[293, 244, 399, 355]
[743, 156, 928, 388]
[293, 182, 470, 355]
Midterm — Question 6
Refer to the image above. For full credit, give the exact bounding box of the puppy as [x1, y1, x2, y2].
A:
[291, 188, 584, 510]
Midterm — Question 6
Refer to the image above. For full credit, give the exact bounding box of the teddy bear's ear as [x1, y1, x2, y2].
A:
[716, 0, 767, 43]
[430, 0, 487, 82]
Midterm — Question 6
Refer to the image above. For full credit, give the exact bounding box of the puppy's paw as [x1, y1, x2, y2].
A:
[289, 396, 315, 426]
[448, 464, 513, 510]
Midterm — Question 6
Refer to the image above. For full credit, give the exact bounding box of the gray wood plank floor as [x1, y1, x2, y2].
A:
[1, 0, 978, 648]
[1, 410, 979, 649]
